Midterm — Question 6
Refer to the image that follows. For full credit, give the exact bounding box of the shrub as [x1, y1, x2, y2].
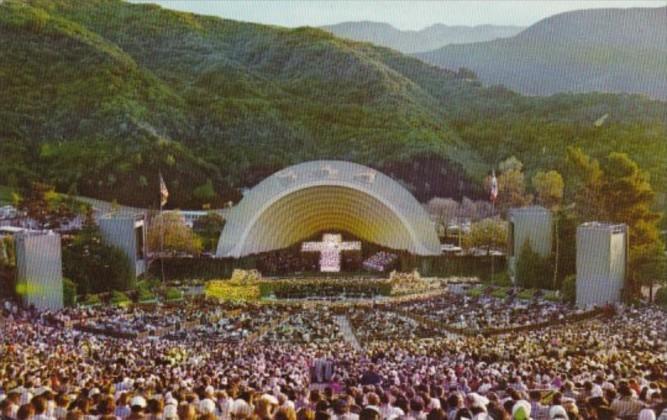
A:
[63, 223, 132, 295]
[82, 294, 101, 306]
[655, 287, 667, 307]
[490, 271, 512, 287]
[544, 291, 560, 302]
[517, 288, 535, 300]
[259, 278, 393, 299]
[490, 287, 509, 299]
[466, 286, 484, 298]
[63, 278, 77, 307]
[137, 287, 156, 302]
[110, 290, 130, 305]
[164, 287, 182, 301]
[206, 281, 260, 301]
[561, 275, 576, 305]
[515, 240, 553, 289]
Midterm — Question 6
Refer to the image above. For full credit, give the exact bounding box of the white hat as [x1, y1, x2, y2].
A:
[89, 388, 101, 398]
[549, 405, 568, 419]
[467, 393, 489, 409]
[131, 396, 147, 408]
[199, 399, 216, 414]
[204, 386, 215, 396]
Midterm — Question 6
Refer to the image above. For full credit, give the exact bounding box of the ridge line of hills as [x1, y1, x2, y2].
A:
[0, 0, 665, 213]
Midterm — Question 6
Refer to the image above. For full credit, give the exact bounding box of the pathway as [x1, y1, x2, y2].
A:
[334, 315, 362, 351]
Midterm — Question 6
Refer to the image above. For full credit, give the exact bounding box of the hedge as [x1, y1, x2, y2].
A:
[259, 278, 393, 299]
[151, 255, 507, 281]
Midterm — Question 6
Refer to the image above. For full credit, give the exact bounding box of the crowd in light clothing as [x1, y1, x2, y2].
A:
[1, 296, 666, 420]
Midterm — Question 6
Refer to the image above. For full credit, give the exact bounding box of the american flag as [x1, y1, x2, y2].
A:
[490, 170, 498, 202]
[159, 172, 169, 207]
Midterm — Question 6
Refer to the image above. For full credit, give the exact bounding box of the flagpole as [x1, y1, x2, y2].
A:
[159, 172, 166, 284]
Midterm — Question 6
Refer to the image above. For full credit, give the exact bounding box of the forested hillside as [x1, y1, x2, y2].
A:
[1, 0, 665, 210]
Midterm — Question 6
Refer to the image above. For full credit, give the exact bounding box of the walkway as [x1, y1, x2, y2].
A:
[334, 315, 362, 351]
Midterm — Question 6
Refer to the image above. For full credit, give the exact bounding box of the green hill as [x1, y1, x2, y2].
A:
[1, 0, 666, 210]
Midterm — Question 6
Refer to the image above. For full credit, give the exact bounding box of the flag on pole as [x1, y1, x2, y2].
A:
[159, 172, 169, 207]
[490, 169, 498, 202]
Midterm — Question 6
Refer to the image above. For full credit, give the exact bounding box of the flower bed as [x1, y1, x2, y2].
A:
[258, 277, 393, 299]
[205, 281, 260, 301]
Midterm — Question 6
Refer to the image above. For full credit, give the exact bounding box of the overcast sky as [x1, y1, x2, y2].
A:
[126, 1, 665, 30]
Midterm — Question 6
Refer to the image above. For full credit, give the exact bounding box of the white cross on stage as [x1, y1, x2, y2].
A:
[301, 234, 361, 272]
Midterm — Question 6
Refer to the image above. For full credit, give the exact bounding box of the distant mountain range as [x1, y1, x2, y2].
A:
[321, 21, 524, 53]
[1, 0, 666, 210]
[416, 7, 667, 99]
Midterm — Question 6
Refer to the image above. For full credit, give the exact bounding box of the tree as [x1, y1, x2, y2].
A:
[495, 157, 532, 216]
[0, 236, 16, 299]
[17, 182, 87, 229]
[192, 179, 218, 206]
[515, 239, 553, 289]
[567, 149, 664, 299]
[193, 211, 225, 252]
[148, 211, 202, 256]
[426, 197, 460, 237]
[561, 275, 577, 305]
[463, 218, 508, 255]
[566, 147, 605, 221]
[532, 170, 564, 210]
[62, 219, 132, 295]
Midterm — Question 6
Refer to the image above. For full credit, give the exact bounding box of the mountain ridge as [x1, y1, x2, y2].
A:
[416, 6, 667, 99]
[1, 0, 666, 210]
[321, 21, 524, 53]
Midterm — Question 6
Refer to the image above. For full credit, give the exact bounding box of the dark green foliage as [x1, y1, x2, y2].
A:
[17, 182, 88, 229]
[656, 287, 667, 307]
[515, 240, 553, 289]
[193, 211, 225, 252]
[259, 278, 393, 298]
[62, 222, 132, 294]
[0, 236, 16, 299]
[561, 274, 577, 305]
[164, 287, 182, 301]
[62, 277, 77, 307]
[110, 290, 130, 305]
[0, 0, 666, 209]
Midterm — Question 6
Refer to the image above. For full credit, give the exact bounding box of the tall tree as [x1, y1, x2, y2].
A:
[17, 182, 86, 229]
[463, 218, 508, 255]
[532, 170, 564, 210]
[426, 197, 460, 237]
[495, 156, 532, 215]
[567, 148, 664, 298]
[148, 211, 203, 256]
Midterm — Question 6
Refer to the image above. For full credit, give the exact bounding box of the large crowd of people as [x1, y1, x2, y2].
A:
[1, 293, 666, 420]
[393, 294, 578, 332]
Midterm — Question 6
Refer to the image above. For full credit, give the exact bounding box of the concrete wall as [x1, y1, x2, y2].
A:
[99, 214, 146, 278]
[15, 232, 63, 311]
[576, 222, 627, 308]
[507, 206, 553, 274]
